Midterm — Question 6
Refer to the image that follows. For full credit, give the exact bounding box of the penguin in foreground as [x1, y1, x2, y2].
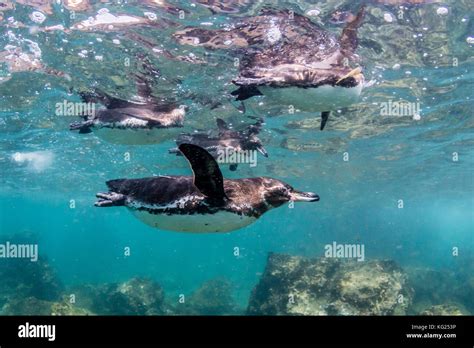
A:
[95, 144, 319, 233]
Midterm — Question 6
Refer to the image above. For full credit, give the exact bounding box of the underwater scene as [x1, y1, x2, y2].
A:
[0, 0, 473, 317]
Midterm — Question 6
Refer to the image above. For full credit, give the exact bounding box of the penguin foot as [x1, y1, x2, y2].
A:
[95, 192, 126, 207]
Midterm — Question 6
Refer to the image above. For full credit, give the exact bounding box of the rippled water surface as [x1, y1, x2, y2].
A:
[0, 0, 472, 315]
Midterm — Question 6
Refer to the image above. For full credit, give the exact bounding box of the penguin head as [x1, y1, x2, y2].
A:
[263, 179, 319, 207]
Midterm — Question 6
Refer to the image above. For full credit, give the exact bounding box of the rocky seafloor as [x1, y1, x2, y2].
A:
[0, 249, 472, 316]
[247, 253, 472, 315]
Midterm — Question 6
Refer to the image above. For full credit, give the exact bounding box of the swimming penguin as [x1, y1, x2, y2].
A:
[95, 144, 319, 233]
[69, 73, 185, 145]
[231, 6, 366, 130]
[169, 117, 268, 171]
[173, 6, 366, 130]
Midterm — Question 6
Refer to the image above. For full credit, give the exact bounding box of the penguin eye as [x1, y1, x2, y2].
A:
[277, 187, 290, 198]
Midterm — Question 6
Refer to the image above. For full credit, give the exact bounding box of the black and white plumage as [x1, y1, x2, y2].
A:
[174, 6, 366, 130]
[95, 144, 319, 233]
[169, 117, 268, 171]
[69, 67, 185, 145]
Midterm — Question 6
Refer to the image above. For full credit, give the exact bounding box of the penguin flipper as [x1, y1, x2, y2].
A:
[320, 111, 330, 131]
[178, 144, 227, 204]
[80, 90, 131, 109]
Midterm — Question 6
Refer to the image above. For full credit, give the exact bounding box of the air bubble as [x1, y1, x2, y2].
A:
[436, 7, 448, 15]
[383, 13, 393, 23]
[144, 12, 157, 21]
[306, 8, 321, 17]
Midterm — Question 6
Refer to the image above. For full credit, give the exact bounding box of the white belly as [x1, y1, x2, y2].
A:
[259, 83, 363, 112]
[94, 127, 179, 145]
[130, 209, 257, 233]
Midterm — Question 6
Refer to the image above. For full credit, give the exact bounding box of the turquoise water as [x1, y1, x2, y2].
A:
[0, 0, 473, 315]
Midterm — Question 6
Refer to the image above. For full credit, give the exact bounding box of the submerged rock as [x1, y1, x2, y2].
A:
[173, 279, 238, 315]
[104, 277, 165, 315]
[419, 304, 465, 316]
[73, 277, 165, 315]
[3, 276, 165, 315]
[2, 296, 92, 315]
[2, 297, 54, 315]
[407, 259, 474, 315]
[406, 268, 456, 310]
[50, 299, 93, 316]
[247, 253, 413, 315]
[453, 257, 474, 314]
[0, 255, 63, 302]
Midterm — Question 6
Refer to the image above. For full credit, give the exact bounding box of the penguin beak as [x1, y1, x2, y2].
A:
[168, 147, 180, 154]
[256, 145, 269, 157]
[290, 191, 320, 202]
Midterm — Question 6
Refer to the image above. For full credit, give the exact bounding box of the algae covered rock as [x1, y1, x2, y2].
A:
[0, 233, 63, 302]
[407, 259, 474, 315]
[2, 296, 92, 316]
[0, 256, 63, 302]
[173, 279, 238, 315]
[90, 277, 165, 315]
[247, 253, 412, 315]
[419, 304, 465, 316]
[50, 297, 94, 316]
[2, 296, 56, 315]
[2, 277, 166, 315]
[406, 268, 456, 309]
[334, 260, 411, 315]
